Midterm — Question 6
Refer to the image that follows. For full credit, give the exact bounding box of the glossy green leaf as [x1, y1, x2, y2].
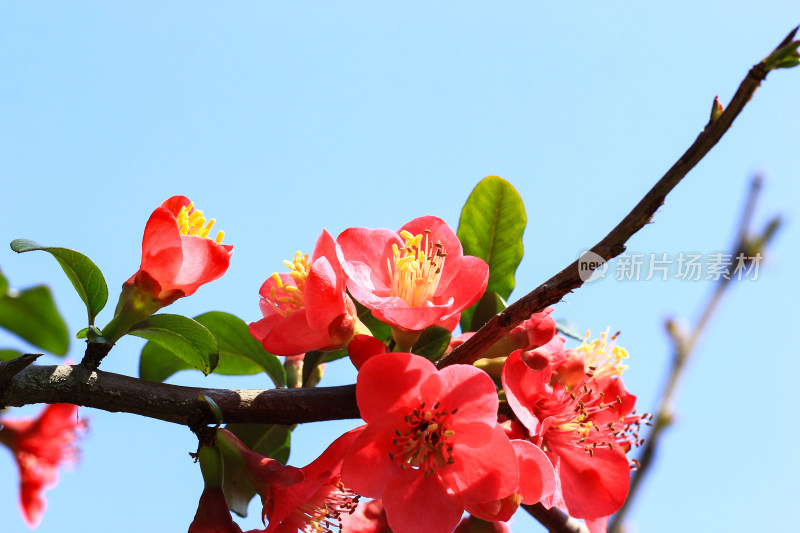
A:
[354, 300, 392, 341]
[457, 177, 526, 331]
[138, 312, 285, 385]
[470, 291, 508, 332]
[10, 239, 108, 325]
[0, 267, 8, 295]
[222, 424, 291, 517]
[0, 349, 25, 362]
[0, 285, 69, 356]
[412, 326, 451, 362]
[195, 312, 285, 387]
[129, 314, 218, 375]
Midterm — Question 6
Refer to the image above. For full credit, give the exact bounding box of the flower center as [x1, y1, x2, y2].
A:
[289, 477, 360, 533]
[576, 330, 628, 380]
[267, 251, 312, 317]
[387, 230, 447, 307]
[539, 333, 648, 461]
[389, 402, 456, 476]
[176, 203, 225, 243]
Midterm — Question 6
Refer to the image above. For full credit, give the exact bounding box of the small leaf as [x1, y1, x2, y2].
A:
[412, 326, 451, 362]
[0, 267, 8, 295]
[195, 312, 285, 387]
[197, 394, 224, 423]
[129, 314, 218, 375]
[138, 312, 286, 386]
[457, 177, 526, 331]
[0, 349, 25, 362]
[555, 319, 584, 341]
[354, 300, 392, 341]
[470, 291, 508, 332]
[222, 424, 291, 517]
[0, 285, 69, 356]
[10, 239, 108, 325]
[301, 350, 325, 388]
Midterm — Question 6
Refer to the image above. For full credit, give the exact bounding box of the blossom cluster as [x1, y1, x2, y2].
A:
[2, 196, 646, 533]
[209, 212, 643, 532]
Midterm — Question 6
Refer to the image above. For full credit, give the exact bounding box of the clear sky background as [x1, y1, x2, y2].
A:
[1, 2, 799, 532]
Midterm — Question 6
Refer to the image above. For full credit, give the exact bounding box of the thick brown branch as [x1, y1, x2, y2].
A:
[437, 32, 789, 369]
[4, 364, 359, 425]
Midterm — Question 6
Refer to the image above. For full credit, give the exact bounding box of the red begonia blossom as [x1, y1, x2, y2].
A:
[105, 196, 233, 341]
[188, 488, 244, 533]
[0, 404, 87, 529]
[217, 428, 361, 533]
[249, 230, 358, 356]
[341, 352, 518, 533]
[502, 332, 645, 528]
[466, 439, 556, 523]
[338, 499, 391, 533]
[337, 216, 488, 343]
[454, 516, 512, 533]
[347, 334, 388, 370]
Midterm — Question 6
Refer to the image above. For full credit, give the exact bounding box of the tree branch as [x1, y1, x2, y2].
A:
[522, 504, 589, 533]
[3, 27, 797, 533]
[437, 27, 797, 370]
[607, 175, 780, 533]
[3, 364, 359, 425]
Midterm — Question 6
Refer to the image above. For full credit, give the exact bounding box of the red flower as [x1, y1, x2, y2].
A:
[131, 195, 232, 305]
[502, 332, 645, 526]
[338, 499, 391, 533]
[454, 516, 512, 533]
[105, 196, 233, 341]
[249, 230, 357, 356]
[0, 404, 87, 528]
[337, 216, 488, 338]
[466, 439, 556, 523]
[217, 428, 361, 533]
[188, 488, 244, 533]
[341, 352, 518, 533]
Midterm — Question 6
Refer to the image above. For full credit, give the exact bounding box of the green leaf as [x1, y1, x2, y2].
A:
[222, 424, 291, 517]
[0, 285, 69, 356]
[0, 267, 8, 295]
[138, 312, 286, 386]
[470, 291, 508, 332]
[354, 300, 392, 341]
[412, 326, 451, 362]
[457, 177, 526, 331]
[195, 312, 285, 387]
[10, 239, 108, 325]
[0, 349, 25, 362]
[129, 314, 218, 375]
[555, 319, 584, 341]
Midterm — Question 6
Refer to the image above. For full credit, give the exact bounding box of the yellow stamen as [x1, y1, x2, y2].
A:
[176, 202, 225, 244]
[386, 230, 447, 307]
[266, 251, 312, 317]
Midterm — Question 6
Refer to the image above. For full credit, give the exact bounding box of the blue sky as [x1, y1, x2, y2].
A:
[1, 2, 799, 532]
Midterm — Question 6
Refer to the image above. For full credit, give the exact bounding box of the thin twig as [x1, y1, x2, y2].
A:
[437, 28, 797, 370]
[522, 504, 590, 533]
[607, 175, 776, 533]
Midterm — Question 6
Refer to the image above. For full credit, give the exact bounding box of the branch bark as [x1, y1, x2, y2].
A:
[3, 364, 358, 425]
